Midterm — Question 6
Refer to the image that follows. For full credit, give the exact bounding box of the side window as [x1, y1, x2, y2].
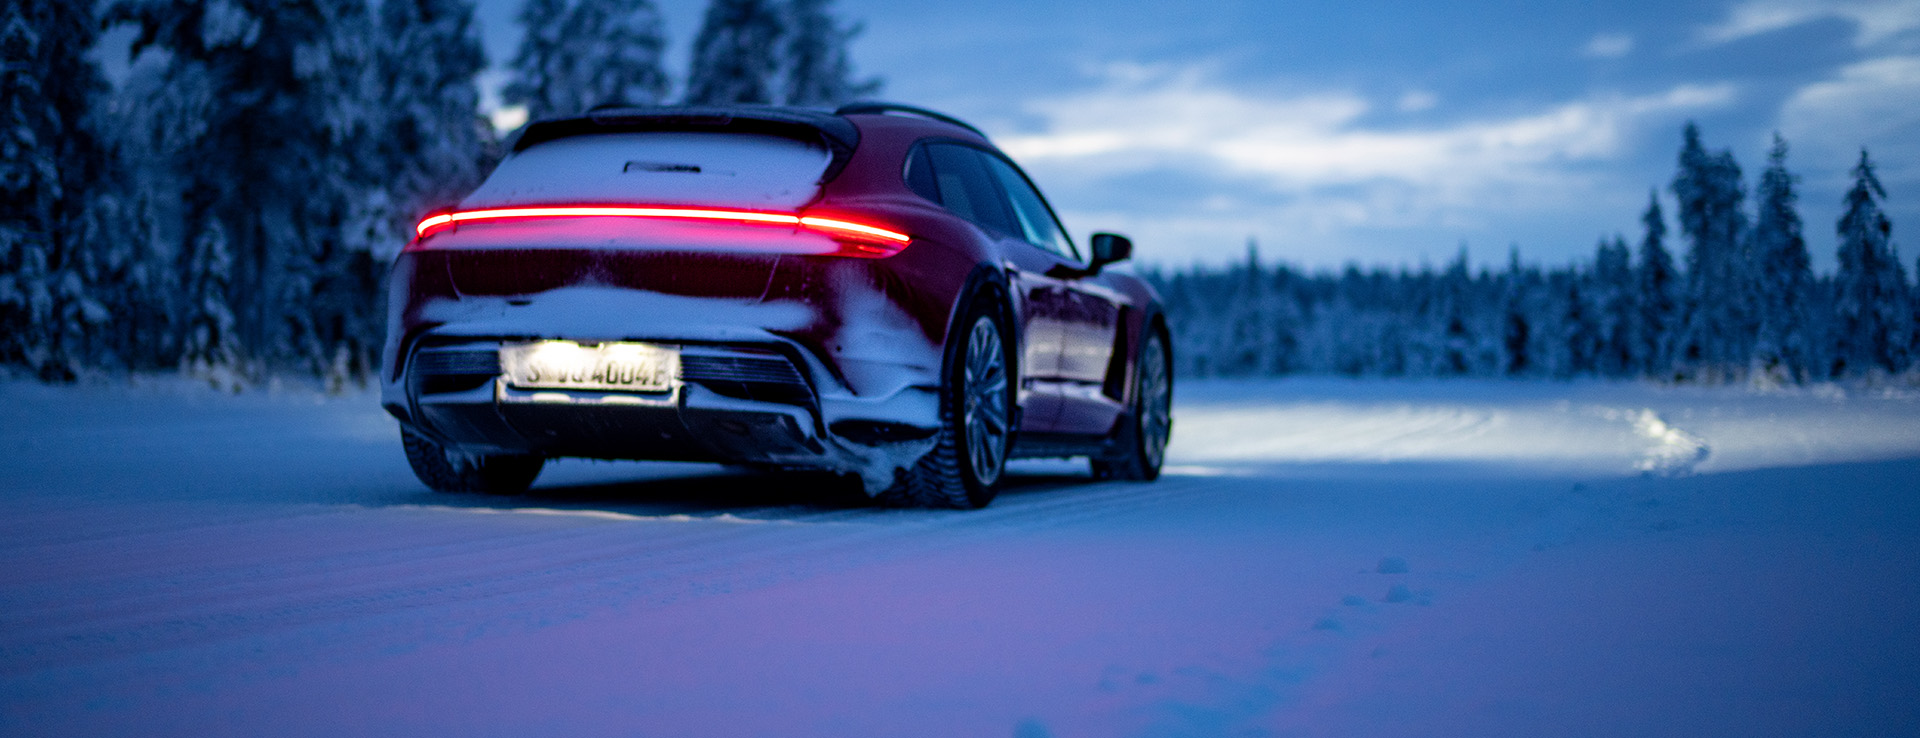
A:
[926, 143, 1019, 237]
[903, 143, 939, 202]
[981, 154, 1079, 261]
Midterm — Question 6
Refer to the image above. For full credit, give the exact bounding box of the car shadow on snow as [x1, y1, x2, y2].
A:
[397, 463, 1100, 521]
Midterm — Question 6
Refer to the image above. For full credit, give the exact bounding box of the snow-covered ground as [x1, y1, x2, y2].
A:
[3, 377, 1918, 737]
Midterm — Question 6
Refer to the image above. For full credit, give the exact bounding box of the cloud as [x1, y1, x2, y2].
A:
[1698, 0, 1920, 47]
[1397, 90, 1438, 112]
[1778, 55, 1920, 177]
[1000, 64, 1733, 197]
[992, 64, 1737, 264]
[1583, 33, 1635, 58]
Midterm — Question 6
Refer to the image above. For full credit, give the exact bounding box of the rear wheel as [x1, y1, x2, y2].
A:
[401, 426, 545, 495]
[1091, 327, 1171, 481]
[879, 300, 1010, 509]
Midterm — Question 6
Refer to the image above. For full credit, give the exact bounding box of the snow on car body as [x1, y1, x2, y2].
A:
[380, 104, 1172, 507]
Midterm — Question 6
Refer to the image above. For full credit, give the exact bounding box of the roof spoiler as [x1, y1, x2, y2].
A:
[835, 101, 988, 138]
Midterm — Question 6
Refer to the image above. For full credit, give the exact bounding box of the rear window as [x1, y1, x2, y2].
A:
[460, 132, 831, 211]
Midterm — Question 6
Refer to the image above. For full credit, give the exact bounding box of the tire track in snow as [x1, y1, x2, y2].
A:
[0, 470, 1214, 677]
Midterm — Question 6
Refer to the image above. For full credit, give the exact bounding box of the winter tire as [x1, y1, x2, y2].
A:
[878, 297, 1011, 509]
[1092, 326, 1172, 481]
[401, 426, 545, 495]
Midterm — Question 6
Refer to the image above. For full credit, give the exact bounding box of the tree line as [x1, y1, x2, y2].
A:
[0, 0, 877, 388]
[1148, 125, 1914, 384]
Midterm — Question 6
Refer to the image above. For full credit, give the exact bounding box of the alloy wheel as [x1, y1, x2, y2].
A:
[1138, 334, 1171, 469]
[961, 316, 1010, 486]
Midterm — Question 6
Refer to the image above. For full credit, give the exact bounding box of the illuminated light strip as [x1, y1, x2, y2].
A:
[415, 206, 807, 237]
[412, 205, 912, 258]
[798, 216, 910, 244]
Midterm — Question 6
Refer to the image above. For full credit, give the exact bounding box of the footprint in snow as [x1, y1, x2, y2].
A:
[1014, 719, 1053, 738]
[1377, 556, 1409, 574]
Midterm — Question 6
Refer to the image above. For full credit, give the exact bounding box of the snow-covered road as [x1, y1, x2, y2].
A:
[3, 378, 1918, 736]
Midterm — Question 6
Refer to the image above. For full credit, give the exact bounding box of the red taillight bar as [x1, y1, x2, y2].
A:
[413, 205, 911, 255]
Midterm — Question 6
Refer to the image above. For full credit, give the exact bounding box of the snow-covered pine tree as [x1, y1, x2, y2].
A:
[1435, 246, 1474, 375]
[1750, 133, 1814, 382]
[107, 0, 389, 382]
[780, 0, 878, 106]
[1500, 247, 1537, 376]
[1670, 123, 1753, 378]
[1219, 238, 1269, 375]
[574, 0, 671, 107]
[87, 49, 221, 373]
[1832, 149, 1912, 375]
[298, 0, 393, 386]
[1592, 235, 1636, 376]
[0, 0, 109, 380]
[1267, 262, 1305, 374]
[73, 185, 172, 372]
[1635, 190, 1677, 378]
[684, 0, 784, 104]
[179, 219, 243, 390]
[378, 0, 493, 234]
[1557, 267, 1598, 378]
[504, 0, 670, 120]
[503, 0, 570, 118]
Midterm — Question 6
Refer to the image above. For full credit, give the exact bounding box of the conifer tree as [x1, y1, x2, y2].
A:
[379, 0, 492, 230]
[179, 220, 243, 389]
[1635, 190, 1677, 377]
[1558, 271, 1598, 377]
[1437, 246, 1474, 375]
[1, 0, 109, 379]
[1750, 133, 1814, 380]
[684, 0, 784, 104]
[1670, 123, 1752, 376]
[503, 0, 570, 117]
[505, 0, 670, 119]
[107, 0, 389, 382]
[1832, 149, 1911, 374]
[1501, 247, 1535, 376]
[1593, 235, 1636, 376]
[781, 0, 879, 106]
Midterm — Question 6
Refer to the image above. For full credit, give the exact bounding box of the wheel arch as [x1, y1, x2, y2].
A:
[943, 262, 1020, 397]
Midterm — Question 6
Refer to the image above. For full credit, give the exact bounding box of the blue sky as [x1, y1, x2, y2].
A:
[476, 0, 1920, 271]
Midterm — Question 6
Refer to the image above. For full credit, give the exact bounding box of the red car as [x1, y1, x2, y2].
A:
[380, 103, 1172, 508]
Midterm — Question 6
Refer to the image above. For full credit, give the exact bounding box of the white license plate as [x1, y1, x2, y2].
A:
[499, 341, 679, 392]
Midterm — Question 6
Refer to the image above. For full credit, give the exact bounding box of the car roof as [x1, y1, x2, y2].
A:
[513, 102, 988, 154]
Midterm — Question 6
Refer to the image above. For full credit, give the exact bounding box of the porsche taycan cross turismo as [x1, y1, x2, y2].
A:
[380, 103, 1172, 508]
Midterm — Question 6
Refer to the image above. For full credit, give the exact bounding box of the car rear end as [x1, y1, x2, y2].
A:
[380, 108, 967, 490]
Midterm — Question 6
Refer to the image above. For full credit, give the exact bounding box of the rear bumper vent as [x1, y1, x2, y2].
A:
[681, 351, 812, 406]
[410, 346, 501, 395]
[414, 348, 501, 376]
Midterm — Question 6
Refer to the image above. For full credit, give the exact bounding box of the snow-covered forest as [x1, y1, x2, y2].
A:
[0, 0, 875, 388]
[3, 1, 1912, 389]
[1150, 127, 1916, 385]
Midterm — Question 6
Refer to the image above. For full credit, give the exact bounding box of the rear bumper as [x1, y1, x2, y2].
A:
[378, 247, 973, 490]
[383, 333, 942, 489]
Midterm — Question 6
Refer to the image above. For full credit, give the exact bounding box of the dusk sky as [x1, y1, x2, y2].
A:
[471, 1, 1920, 271]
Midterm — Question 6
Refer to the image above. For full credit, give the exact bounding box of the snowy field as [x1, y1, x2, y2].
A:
[3, 377, 1918, 737]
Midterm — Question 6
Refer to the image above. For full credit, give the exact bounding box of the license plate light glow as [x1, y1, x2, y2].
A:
[500, 341, 679, 393]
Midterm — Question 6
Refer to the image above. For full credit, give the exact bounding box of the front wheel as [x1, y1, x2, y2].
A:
[878, 301, 1011, 509]
[1092, 327, 1171, 481]
[401, 426, 545, 495]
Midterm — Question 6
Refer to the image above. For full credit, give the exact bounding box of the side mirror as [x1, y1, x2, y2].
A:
[1089, 232, 1133, 270]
